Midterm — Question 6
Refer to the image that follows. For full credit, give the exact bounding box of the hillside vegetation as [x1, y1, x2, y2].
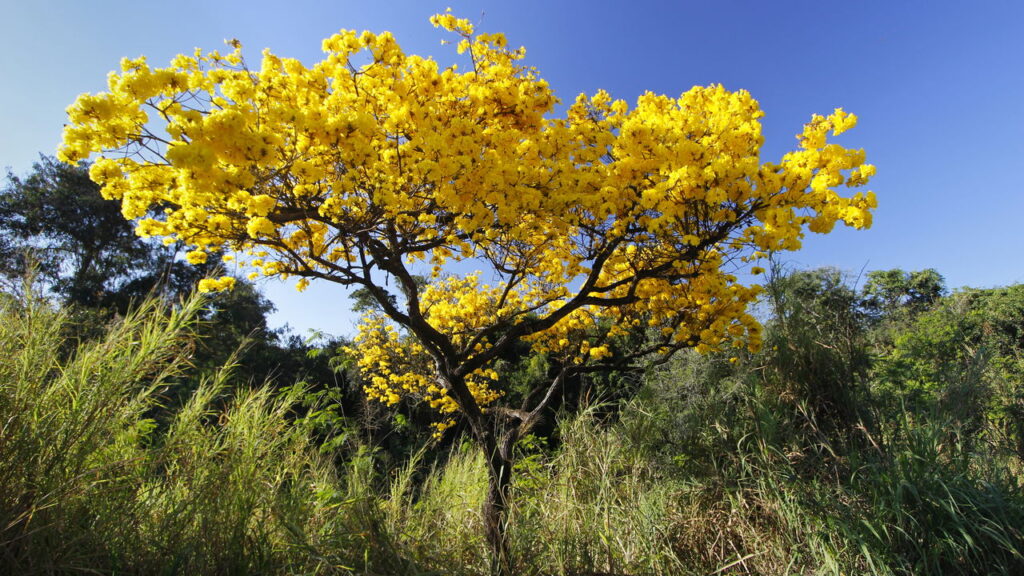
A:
[2, 265, 1023, 575]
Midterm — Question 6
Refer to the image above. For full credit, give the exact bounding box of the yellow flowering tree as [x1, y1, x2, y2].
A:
[59, 12, 875, 571]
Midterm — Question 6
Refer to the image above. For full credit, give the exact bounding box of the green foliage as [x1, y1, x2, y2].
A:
[846, 416, 1024, 575]
[0, 286, 395, 575]
[873, 284, 1024, 462]
[194, 281, 342, 390]
[5, 264, 1024, 575]
[508, 407, 683, 575]
[0, 156, 207, 310]
[760, 266, 872, 439]
[0, 286, 197, 572]
[862, 267, 946, 320]
[0, 156, 346, 399]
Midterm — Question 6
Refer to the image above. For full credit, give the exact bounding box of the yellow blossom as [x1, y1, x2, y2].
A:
[58, 12, 874, 436]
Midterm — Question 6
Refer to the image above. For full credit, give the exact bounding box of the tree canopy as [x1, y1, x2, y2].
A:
[58, 12, 876, 570]
[863, 267, 946, 318]
[59, 12, 874, 416]
[0, 156, 168, 308]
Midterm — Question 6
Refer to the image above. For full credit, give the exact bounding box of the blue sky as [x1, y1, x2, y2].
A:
[2, 1, 1022, 337]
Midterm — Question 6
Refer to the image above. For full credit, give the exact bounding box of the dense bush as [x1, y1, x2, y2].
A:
[3, 268, 1024, 574]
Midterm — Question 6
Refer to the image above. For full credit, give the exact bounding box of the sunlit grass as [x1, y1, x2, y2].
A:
[2, 284, 1024, 575]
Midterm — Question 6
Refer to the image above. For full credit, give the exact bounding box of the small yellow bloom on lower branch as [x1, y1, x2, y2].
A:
[198, 276, 236, 292]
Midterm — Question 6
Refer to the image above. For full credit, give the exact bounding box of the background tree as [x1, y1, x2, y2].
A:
[58, 12, 876, 571]
[0, 156, 338, 393]
[862, 267, 946, 320]
[0, 156, 167, 309]
[873, 284, 1024, 457]
[192, 279, 341, 392]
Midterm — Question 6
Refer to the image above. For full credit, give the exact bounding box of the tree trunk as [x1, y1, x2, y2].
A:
[479, 428, 518, 576]
[430, 370, 528, 575]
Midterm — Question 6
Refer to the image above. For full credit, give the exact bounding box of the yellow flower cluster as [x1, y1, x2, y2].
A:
[59, 14, 875, 430]
[197, 276, 236, 292]
[347, 304, 502, 435]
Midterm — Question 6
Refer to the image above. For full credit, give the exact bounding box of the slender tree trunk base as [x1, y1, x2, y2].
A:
[481, 432, 516, 576]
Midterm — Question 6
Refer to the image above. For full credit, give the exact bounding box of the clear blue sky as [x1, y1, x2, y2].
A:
[2, 1, 1022, 337]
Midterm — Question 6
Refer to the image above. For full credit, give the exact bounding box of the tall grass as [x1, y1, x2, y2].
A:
[0, 288, 201, 572]
[3, 283, 1024, 575]
[507, 407, 682, 576]
[0, 288, 402, 575]
[840, 415, 1024, 575]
